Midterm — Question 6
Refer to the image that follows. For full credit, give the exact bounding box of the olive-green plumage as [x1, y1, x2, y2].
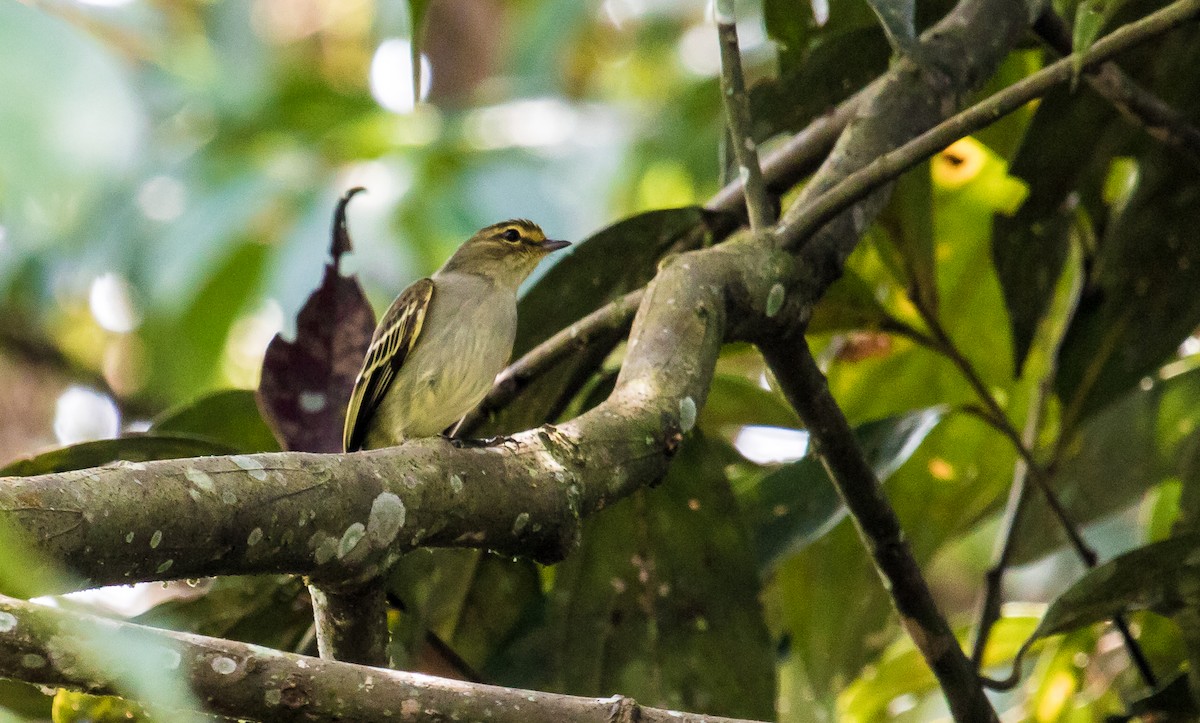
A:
[343, 220, 570, 452]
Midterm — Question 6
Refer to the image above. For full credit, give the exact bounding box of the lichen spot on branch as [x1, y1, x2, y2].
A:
[367, 492, 406, 547]
[679, 396, 697, 434]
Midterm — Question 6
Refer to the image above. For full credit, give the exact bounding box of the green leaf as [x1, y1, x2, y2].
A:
[1056, 148, 1200, 429]
[1072, 0, 1106, 86]
[741, 408, 942, 572]
[494, 434, 774, 718]
[841, 616, 1039, 720]
[384, 549, 541, 676]
[0, 435, 237, 477]
[877, 163, 937, 315]
[806, 268, 894, 334]
[153, 389, 280, 454]
[749, 27, 889, 142]
[134, 576, 311, 651]
[1014, 363, 1200, 564]
[864, 0, 918, 57]
[408, 0, 432, 105]
[1025, 534, 1200, 642]
[1128, 673, 1200, 721]
[992, 86, 1117, 375]
[143, 241, 269, 402]
[53, 691, 150, 723]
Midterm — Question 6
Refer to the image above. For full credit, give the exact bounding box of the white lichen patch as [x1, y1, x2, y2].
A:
[311, 533, 338, 565]
[679, 396, 697, 433]
[231, 455, 268, 481]
[247, 528, 264, 547]
[0, 611, 16, 632]
[185, 468, 215, 492]
[125, 532, 134, 544]
[367, 493, 406, 547]
[512, 512, 530, 536]
[264, 688, 282, 706]
[338, 523, 366, 559]
[150, 530, 163, 549]
[156, 559, 174, 574]
[766, 283, 786, 318]
[298, 391, 327, 413]
[221, 490, 238, 505]
[449, 474, 464, 494]
[211, 656, 237, 675]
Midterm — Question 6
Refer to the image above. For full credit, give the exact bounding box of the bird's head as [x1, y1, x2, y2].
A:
[440, 219, 570, 288]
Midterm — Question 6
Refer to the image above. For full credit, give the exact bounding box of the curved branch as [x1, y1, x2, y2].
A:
[0, 240, 787, 595]
[0, 592, 764, 723]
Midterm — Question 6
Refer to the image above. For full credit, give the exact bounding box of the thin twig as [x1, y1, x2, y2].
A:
[909, 284, 1159, 689]
[715, 0, 774, 233]
[460, 289, 643, 435]
[1033, 11, 1200, 169]
[774, 0, 1200, 250]
[760, 335, 998, 723]
[969, 378, 1047, 667]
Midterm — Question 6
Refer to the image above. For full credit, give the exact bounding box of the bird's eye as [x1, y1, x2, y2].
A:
[502, 228, 521, 242]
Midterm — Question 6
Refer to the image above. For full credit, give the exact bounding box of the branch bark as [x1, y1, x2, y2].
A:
[0, 592, 764, 723]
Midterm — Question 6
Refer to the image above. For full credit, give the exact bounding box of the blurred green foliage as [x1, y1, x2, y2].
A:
[3, 0, 1200, 722]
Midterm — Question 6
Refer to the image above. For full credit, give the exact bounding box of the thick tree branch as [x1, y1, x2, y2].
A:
[308, 581, 388, 667]
[0, 592, 764, 723]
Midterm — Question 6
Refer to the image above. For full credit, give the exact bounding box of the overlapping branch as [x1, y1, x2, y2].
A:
[0, 592, 762, 723]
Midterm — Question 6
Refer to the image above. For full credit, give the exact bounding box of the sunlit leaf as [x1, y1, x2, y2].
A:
[840, 616, 1039, 721]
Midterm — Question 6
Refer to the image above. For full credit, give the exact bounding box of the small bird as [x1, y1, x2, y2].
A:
[343, 219, 570, 452]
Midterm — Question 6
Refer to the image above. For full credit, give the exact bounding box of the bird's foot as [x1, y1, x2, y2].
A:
[443, 434, 508, 449]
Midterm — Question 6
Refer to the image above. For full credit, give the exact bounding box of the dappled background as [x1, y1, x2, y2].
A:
[0, 0, 731, 456]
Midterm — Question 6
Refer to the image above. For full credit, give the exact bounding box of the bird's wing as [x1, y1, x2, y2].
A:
[343, 278, 435, 452]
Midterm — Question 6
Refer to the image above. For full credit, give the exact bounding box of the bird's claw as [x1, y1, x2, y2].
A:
[443, 434, 508, 449]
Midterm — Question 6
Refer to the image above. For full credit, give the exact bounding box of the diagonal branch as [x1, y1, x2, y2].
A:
[1033, 11, 1200, 168]
[760, 336, 998, 723]
[775, 0, 1200, 252]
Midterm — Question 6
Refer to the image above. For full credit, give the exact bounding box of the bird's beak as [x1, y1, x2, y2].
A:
[536, 239, 571, 252]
